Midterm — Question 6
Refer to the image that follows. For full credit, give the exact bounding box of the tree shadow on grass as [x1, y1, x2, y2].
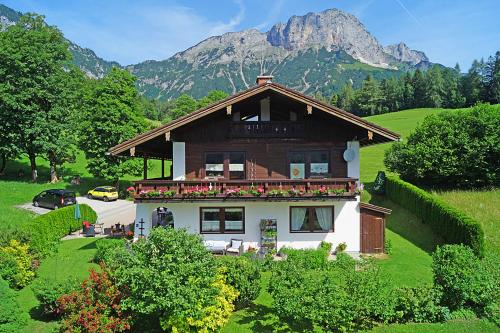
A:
[365, 182, 445, 254]
[231, 303, 316, 333]
[28, 305, 57, 324]
[78, 239, 98, 250]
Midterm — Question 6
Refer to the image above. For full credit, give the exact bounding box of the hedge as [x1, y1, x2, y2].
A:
[385, 176, 485, 257]
[24, 204, 97, 257]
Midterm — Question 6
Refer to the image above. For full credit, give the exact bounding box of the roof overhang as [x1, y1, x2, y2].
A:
[109, 83, 400, 157]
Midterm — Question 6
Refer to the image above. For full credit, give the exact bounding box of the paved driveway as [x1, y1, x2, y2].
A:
[18, 197, 136, 230]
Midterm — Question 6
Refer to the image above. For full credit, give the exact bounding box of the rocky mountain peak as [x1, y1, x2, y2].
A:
[383, 42, 429, 65]
[266, 8, 392, 68]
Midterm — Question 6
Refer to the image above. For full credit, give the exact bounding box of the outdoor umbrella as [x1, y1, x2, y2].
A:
[74, 202, 81, 220]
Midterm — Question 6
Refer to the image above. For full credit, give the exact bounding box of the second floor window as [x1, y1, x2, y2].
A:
[289, 151, 330, 179]
[204, 152, 246, 179]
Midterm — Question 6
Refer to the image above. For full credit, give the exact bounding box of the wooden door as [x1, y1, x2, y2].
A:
[360, 209, 385, 253]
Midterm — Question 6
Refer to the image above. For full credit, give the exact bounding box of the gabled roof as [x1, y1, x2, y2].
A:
[360, 202, 392, 215]
[109, 82, 400, 156]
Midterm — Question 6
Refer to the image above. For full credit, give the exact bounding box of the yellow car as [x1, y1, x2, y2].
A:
[87, 186, 118, 202]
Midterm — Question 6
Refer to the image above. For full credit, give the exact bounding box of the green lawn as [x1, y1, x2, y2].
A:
[16, 238, 99, 333]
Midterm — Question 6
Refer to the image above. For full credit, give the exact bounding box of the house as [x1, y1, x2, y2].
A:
[109, 76, 399, 254]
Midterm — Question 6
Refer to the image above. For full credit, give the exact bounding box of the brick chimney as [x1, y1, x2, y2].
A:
[256, 75, 273, 85]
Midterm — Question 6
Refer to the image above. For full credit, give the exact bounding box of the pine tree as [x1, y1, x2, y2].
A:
[442, 66, 465, 108]
[412, 69, 427, 108]
[484, 51, 500, 103]
[338, 83, 355, 111]
[462, 59, 486, 106]
[424, 65, 446, 108]
[353, 75, 383, 116]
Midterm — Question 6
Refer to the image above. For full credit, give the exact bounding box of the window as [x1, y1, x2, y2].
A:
[204, 152, 245, 179]
[289, 151, 329, 179]
[205, 153, 224, 178]
[229, 152, 245, 179]
[290, 206, 334, 232]
[200, 207, 245, 233]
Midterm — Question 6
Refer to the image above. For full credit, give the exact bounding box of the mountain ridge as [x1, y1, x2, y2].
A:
[1, 4, 433, 99]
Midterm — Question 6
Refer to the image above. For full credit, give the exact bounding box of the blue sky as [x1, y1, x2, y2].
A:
[3, 0, 499, 68]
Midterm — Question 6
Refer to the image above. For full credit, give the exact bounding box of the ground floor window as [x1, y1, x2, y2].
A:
[290, 206, 334, 232]
[200, 207, 245, 233]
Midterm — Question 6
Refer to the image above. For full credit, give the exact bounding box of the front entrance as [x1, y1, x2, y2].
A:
[360, 204, 388, 253]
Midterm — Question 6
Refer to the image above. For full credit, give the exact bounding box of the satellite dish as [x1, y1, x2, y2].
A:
[343, 149, 356, 162]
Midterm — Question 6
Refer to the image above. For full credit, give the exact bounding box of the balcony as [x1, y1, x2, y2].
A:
[229, 121, 305, 138]
[131, 178, 358, 202]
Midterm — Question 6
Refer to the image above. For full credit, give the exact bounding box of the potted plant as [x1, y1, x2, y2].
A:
[267, 189, 287, 197]
[126, 186, 135, 197]
[264, 230, 277, 238]
[248, 186, 264, 197]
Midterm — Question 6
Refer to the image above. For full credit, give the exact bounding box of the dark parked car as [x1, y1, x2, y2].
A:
[33, 189, 77, 210]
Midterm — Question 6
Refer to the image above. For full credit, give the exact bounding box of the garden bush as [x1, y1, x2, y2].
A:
[216, 255, 261, 308]
[108, 228, 234, 332]
[32, 277, 79, 318]
[432, 245, 499, 314]
[58, 264, 131, 333]
[269, 255, 395, 332]
[93, 238, 126, 264]
[384, 104, 500, 188]
[393, 285, 450, 323]
[385, 176, 485, 256]
[24, 203, 97, 257]
[0, 239, 35, 288]
[0, 277, 28, 333]
[279, 245, 330, 270]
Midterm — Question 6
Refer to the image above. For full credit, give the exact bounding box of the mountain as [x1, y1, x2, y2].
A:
[0, 4, 119, 79]
[1, 4, 432, 100]
[128, 9, 431, 99]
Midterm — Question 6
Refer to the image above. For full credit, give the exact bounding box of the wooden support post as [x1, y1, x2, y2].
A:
[161, 158, 165, 179]
[143, 155, 148, 180]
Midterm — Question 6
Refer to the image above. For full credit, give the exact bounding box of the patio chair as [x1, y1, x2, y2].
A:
[226, 239, 244, 256]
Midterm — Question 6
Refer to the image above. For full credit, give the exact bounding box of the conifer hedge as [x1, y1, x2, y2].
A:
[24, 204, 97, 257]
[385, 176, 484, 257]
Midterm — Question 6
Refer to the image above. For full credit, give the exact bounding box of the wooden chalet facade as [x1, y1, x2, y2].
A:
[109, 76, 398, 253]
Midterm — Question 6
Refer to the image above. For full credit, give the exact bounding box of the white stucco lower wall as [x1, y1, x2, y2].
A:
[134, 198, 361, 252]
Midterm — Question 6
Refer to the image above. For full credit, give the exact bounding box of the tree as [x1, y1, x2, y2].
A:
[412, 69, 427, 108]
[380, 78, 403, 112]
[424, 65, 445, 108]
[401, 72, 415, 110]
[484, 51, 500, 103]
[166, 94, 197, 122]
[353, 75, 383, 116]
[79, 67, 147, 188]
[462, 59, 486, 106]
[442, 66, 465, 108]
[384, 104, 500, 187]
[338, 83, 355, 111]
[197, 90, 229, 109]
[0, 14, 71, 181]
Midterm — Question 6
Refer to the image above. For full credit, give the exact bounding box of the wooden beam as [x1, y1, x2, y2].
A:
[143, 156, 148, 180]
[368, 130, 373, 140]
[161, 158, 165, 178]
[226, 105, 232, 115]
[130, 147, 135, 157]
[307, 104, 312, 114]
[165, 131, 170, 141]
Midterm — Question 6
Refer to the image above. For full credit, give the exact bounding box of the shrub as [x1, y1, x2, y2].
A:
[269, 257, 395, 332]
[216, 256, 261, 308]
[393, 285, 450, 323]
[58, 265, 131, 333]
[385, 176, 485, 256]
[0, 277, 28, 332]
[24, 204, 97, 258]
[182, 271, 238, 333]
[432, 245, 498, 313]
[32, 278, 79, 318]
[94, 238, 126, 264]
[384, 104, 500, 188]
[384, 238, 393, 255]
[279, 246, 330, 270]
[109, 228, 229, 332]
[0, 240, 35, 288]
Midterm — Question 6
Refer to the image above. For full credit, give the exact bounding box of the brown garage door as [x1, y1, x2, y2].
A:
[360, 203, 390, 253]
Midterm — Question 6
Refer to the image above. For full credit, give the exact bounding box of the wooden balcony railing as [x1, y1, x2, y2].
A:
[229, 121, 305, 138]
[131, 178, 358, 202]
